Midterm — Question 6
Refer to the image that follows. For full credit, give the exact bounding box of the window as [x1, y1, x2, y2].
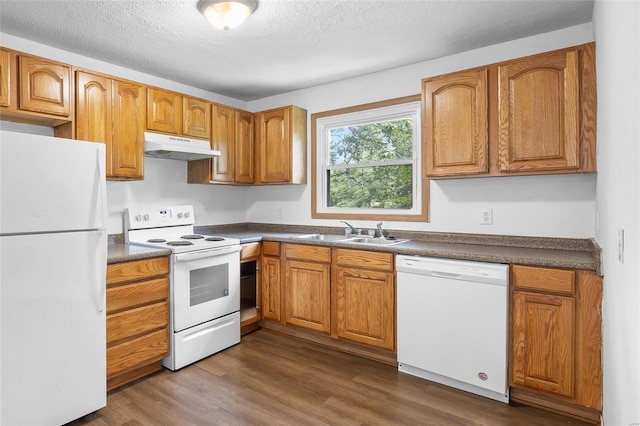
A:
[312, 96, 427, 221]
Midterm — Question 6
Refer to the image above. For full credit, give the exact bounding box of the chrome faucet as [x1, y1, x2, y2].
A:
[377, 222, 386, 239]
[340, 220, 362, 235]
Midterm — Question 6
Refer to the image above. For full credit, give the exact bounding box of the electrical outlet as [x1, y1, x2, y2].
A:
[480, 209, 493, 225]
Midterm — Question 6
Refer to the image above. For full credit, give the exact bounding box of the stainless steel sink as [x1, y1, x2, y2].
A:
[337, 236, 410, 246]
[294, 233, 345, 242]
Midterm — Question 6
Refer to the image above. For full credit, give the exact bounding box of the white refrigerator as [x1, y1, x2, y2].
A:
[0, 130, 107, 425]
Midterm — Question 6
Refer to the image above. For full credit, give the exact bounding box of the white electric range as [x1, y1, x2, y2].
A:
[125, 205, 241, 370]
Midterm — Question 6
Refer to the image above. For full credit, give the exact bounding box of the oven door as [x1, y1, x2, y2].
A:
[172, 245, 241, 332]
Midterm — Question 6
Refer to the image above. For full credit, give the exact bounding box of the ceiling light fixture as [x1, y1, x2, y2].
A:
[197, 0, 257, 31]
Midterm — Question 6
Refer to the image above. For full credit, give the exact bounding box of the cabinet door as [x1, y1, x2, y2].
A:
[511, 290, 575, 398]
[211, 104, 235, 182]
[76, 71, 113, 170]
[498, 48, 580, 172]
[113, 81, 145, 179]
[284, 259, 330, 333]
[147, 88, 181, 134]
[0, 49, 10, 107]
[18, 55, 71, 116]
[235, 109, 255, 183]
[335, 266, 394, 350]
[257, 107, 290, 183]
[183, 96, 211, 139]
[261, 255, 281, 321]
[423, 68, 488, 177]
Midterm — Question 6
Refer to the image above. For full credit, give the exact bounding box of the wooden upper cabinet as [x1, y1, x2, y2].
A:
[0, 49, 10, 107]
[498, 48, 580, 173]
[235, 109, 255, 184]
[421, 43, 596, 179]
[76, 71, 112, 147]
[256, 105, 307, 184]
[18, 54, 71, 117]
[183, 96, 211, 139]
[147, 87, 182, 134]
[76, 71, 144, 180]
[423, 68, 489, 177]
[112, 80, 145, 179]
[211, 103, 235, 183]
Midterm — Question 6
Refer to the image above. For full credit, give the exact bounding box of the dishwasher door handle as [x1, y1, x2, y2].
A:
[430, 271, 462, 279]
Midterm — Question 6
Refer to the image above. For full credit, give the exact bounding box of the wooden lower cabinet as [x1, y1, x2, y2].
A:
[106, 256, 169, 391]
[333, 249, 395, 350]
[509, 265, 602, 423]
[261, 242, 282, 321]
[283, 244, 331, 333]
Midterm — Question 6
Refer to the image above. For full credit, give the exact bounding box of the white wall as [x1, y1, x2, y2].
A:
[246, 24, 598, 238]
[593, 1, 640, 424]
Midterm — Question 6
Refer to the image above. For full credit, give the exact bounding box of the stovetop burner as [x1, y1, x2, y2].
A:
[147, 238, 167, 243]
[205, 236, 225, 242]
[181, 234, 205, 240]
[166, 240, 194, 246]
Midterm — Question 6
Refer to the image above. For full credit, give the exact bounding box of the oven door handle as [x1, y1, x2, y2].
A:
[174, 245, 241, 262]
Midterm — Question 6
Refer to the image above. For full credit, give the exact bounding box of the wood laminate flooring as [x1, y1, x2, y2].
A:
[69, 330, 589, 426]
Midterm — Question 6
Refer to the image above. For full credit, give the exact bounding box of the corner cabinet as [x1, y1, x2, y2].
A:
[106, 257, 170, 391]
[283, 243, 331, 332]
[76, 71, 145, 180]
[256, 105, 307, 184]
[423, 43, 596, 178]
[509, 265, 602, 423]
[332, 249, 395, 350]
[189, 104, 254, 185]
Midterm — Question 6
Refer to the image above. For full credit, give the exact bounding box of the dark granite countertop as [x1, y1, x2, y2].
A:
[107, 224, 600, 273]
[108, 236, 171, 264]
[194, 223, 601, 275]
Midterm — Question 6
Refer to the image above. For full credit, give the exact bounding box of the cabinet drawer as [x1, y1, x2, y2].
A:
[107, 301, 168, 345]
[107, 328, 168, 377]
[107, 257, 169, 285]
[107, 277, 168, 314]
[335, 248, 394, 272]
[512, 265, 575, 295]
[241, 242, 261, 260]
[285, 243, 331, 263]
[262, 241, 280, 256]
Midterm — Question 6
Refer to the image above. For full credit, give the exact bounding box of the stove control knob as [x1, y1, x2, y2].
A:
[185, 212, 191, 218]
[177, 212, 184, 219]
[135, 215, 142, 222]
[143, 214, 150, 221]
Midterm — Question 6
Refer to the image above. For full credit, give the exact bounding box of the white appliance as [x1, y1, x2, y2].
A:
[0, 130, 107, 425]
[124, 206, 241, 370]
[396, 255, 509, 403]
[144, 131, 221, 160]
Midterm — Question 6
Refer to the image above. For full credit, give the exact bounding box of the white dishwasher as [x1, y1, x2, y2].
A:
[396, 255, 509, 403]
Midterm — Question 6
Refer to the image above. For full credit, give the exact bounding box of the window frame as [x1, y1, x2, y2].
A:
[311, 95, 428, 222]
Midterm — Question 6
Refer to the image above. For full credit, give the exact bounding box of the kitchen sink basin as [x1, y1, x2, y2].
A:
[337, 236, 410, 246]
[294, 233, 344, 241]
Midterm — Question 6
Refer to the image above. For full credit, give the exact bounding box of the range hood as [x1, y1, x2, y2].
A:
[144, 132, 220, 161]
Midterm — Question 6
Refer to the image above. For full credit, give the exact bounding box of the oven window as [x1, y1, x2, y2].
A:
[190, 264, 229, 306]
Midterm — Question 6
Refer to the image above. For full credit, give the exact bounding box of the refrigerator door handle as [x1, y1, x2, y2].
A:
[97, 230, 107, 313]
[96, 148, 107, 230]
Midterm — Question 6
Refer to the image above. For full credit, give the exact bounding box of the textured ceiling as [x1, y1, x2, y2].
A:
[0, 0, 594, 101]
